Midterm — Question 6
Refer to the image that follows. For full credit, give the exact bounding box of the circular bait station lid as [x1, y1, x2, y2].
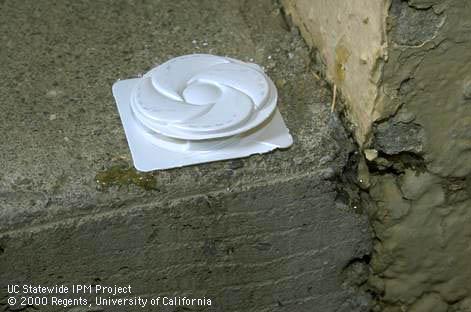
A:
[130, 54, 278, 151]
[112, 54, 293, 171]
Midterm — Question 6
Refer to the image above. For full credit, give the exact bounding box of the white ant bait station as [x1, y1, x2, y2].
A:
[112, 54, 293, 171]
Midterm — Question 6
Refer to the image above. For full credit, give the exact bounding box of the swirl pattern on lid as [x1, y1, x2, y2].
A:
[130, 54, 278, 141]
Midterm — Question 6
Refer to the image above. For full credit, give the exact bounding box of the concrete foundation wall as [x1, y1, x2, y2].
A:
[1, 175, 370, 312]
[283, 0, 471, 311]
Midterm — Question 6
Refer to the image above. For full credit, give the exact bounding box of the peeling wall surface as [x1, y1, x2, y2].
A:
[284, 0, 471, 311]
[382, 0, 471, 178]
[282, 0, 390, 144]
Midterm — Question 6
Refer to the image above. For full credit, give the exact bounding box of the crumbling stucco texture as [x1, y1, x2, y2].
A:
[283, 0, 471, 311]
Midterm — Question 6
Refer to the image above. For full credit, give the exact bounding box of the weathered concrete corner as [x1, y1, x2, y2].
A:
[0, 0, 371, 311]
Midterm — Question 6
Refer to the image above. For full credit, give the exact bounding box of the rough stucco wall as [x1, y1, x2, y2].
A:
[283, 0, 471, 311]
[381, 0, 471, 178]
[368, 1, 471, 311]
[281, 0, 390, 144]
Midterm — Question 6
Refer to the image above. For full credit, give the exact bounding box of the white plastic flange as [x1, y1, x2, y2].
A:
[112, 54, 293, 171]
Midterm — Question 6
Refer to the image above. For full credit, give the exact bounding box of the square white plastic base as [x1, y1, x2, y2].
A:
[112, 79, 293, 172]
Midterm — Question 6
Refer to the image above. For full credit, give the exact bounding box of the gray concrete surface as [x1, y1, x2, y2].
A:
[0, 0, 371, 311]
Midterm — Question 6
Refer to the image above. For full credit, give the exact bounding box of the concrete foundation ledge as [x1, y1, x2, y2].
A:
[0, 0, 372, 311]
